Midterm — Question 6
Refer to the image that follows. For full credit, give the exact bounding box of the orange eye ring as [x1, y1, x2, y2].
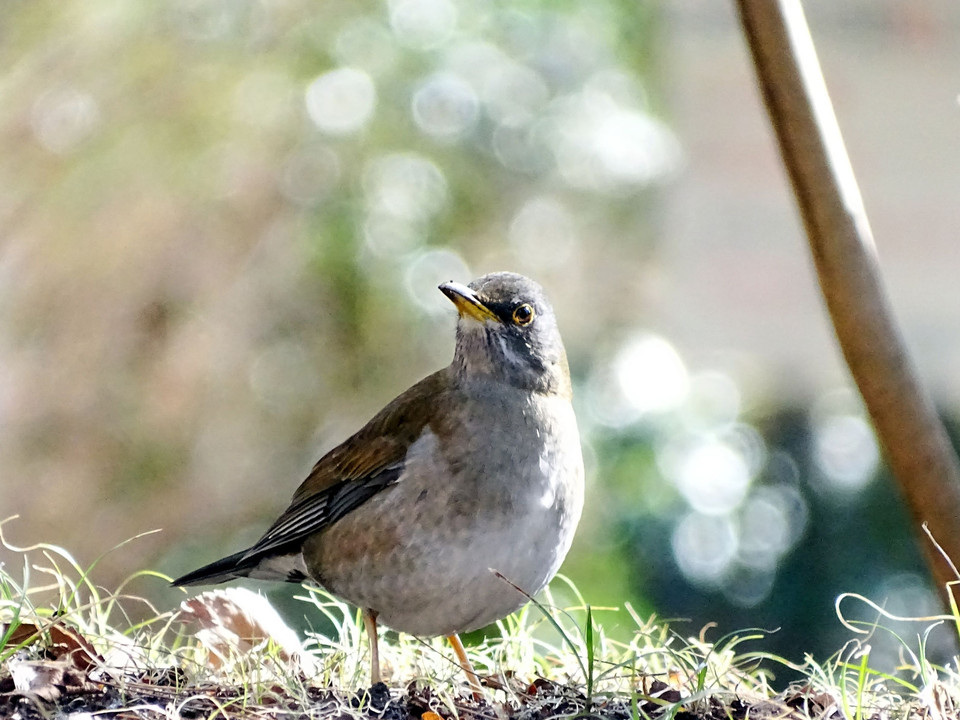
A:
[512, 303, 535, 326]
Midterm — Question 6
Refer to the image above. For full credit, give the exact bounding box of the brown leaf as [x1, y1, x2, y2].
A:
[179, 587, 315, 673]
[47, 624, 103, 671]
[1, 620, 102, 671]
[8, 658, 89, 702]
[1, 622, 41, 649]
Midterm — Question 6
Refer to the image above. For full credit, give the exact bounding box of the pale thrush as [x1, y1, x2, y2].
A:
[173, 272, 584, 693]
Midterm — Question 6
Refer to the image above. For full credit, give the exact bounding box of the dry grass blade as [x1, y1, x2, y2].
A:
[3, 522, 960, 719]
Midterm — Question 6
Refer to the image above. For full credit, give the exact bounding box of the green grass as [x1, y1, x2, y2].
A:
[2, 517, 959, 719]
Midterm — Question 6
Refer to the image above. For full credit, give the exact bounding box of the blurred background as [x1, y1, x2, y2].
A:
[2, 0, 960, 675]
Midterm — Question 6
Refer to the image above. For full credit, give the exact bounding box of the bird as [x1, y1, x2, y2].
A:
[172, 271, 584, 695]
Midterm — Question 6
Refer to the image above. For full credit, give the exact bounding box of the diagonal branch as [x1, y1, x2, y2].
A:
[735, 0, 960, 604]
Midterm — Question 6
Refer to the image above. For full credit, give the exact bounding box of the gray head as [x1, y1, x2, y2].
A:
[439, 272, 571, 397]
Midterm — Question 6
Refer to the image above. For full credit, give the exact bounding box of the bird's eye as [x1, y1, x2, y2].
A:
[512, 303, 535, 326]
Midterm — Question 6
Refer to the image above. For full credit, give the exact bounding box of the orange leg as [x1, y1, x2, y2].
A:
[362, 609, 381, 685]
[446, 633, 484, 699]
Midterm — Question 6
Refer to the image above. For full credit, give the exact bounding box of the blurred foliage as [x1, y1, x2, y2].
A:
[0, 0, 948, 674]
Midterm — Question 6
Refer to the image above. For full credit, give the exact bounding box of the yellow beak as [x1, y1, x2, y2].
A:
[439, 281, 500, 323]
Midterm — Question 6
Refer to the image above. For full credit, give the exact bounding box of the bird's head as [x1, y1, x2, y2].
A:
[440, 272, 571, 398]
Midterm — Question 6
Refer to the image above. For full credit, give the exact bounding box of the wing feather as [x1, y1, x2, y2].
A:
[238, 369, 451, 564]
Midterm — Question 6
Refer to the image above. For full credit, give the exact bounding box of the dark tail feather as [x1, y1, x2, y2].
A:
[171, 549, 255, 587]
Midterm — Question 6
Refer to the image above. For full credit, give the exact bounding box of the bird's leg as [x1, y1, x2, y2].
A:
[446, 633, 484, 699]
[362, 608, 381, 685]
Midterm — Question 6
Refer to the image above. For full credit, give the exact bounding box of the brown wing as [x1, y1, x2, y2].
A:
[237, 368, 451, 561]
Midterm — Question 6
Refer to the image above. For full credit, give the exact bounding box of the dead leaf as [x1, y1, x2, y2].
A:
[47, 624, 103, 671]
[1, 620, 102, 671]
[8, 658, 89, 702]
[2, 621, 42, 649]
[179, 586, 315, 673]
